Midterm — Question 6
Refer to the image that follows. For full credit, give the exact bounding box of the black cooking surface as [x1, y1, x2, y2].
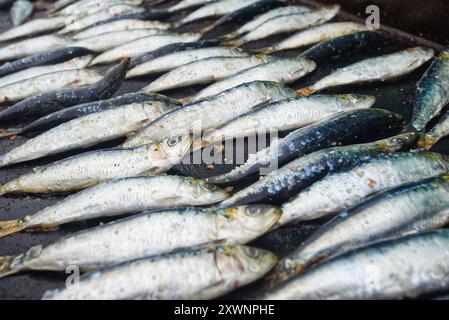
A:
[0, 0, 447, 300]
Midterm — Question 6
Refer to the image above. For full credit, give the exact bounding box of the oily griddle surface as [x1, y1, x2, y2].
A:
[0, 0, 448, 300]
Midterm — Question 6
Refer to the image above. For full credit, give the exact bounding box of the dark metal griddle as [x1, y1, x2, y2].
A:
[0, 0, 448, 300]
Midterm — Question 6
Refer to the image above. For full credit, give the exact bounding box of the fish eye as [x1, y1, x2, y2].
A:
[203, 183, 217, 191]
[167, 136, 182, 147]
[245, 247, 260, 259]
[246, 207, 261, 216]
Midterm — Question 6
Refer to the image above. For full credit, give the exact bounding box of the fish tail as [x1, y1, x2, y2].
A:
[0, 219, 25, 238]
[220, 33, 238, 41]
[0, 127, 23, 138]
[264, 259, 307, 289]
[297, 87, 315, 96]
[0, 256, 22, 278]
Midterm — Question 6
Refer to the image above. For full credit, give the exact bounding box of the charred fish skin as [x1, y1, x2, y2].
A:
[228, 5, 340, 46]
[191, 57, 316, 101]
[260, 22, 367, 54]
[0, 176, 229, 237]
[42, 245, 277, 300]
[410, 47, 449, 133]
[143, 55, 272, 92]
[0, 59, 129, 125]
[129, 40, 220, 69]
[0, 136, 192, 195]
[298, 47, 435, 95]
[202, 94, 376, 146]
[0, 47, 94, 79]
[0, 16, 66, 43]
[263, 231, 449, 300]
[218, 133, 418, 208]
[122, 81, 298, 148]
[280, 152, 449, 226]
[0, 206, 280, 276]
[208, 109, 405, 184]
[126, 46, 249, 79]
[0, 99, 178, 168]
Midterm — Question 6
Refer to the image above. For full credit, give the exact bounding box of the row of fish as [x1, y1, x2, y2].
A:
[0, 0, 449, 300]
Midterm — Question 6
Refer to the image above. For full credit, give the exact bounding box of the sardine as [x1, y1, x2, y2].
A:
[10, 0, 33, 26]
[223, 5, 311, 40]
[0, 17, 66, 43]
[0, 54, 94, 88]
[0, 99, 177, 168]
[167, 0, 216, 12]
[419, 113, 449, 149]
[227, 5, 340, 46]
[126, 47, 249, 79]
[410, 47, 449, 132]
[85, 10, 172, 28]
[218, 133, 417, 207]
[48, 0, 78, 13]
[0, 59, 128, 124]
[0, 47, 93, 79]
[263, 231, 449, 300]
[122, 81, 297, 148]
[0, 206, 280, 276]
[0, 68, 102, 104]
[281, 152, 449, 225]
[191, 57, 316, 101]
[270, 173, 449, 287]
[72, 19, 173, 40]
[0, 35, 73, 62]
[143, 55, 272, 92]
[90, 33, 202, 65]
[0, 175, 229, 237]
[41, 245, 276, 300]
[73, 29, 168, 52]
[202, 94, 375, 147]
[298, 47, 435, 95]
[57, 0, 143, 17]
[208, 109, 404, 184]
[179, 0, 261, 25]
[0, 136, 192, 195]
[260, 22, 367, 54]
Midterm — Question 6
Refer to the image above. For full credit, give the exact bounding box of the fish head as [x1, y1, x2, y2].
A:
[184, 177, 230, 203]
[215, 246, 278, 286]
[157, 135, 193, 162]
[377, 132, 419, 152]
[338, 94, 376, 110]
[215, 205, 282, 244]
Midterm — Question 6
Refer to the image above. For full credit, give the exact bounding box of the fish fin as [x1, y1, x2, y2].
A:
[0, 128, 23, 139]
[297, 87, 315, 96]
[417, 134, 438, 150]
[0, 256, 21, 278]
[0, 219, 24, 238]
[258, 48, 276, 55]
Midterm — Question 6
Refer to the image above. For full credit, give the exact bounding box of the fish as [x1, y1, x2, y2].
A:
[122, 81, 298, 148]
[83, 10, 173, 28]
[0, 47, 93, 79]
[0, 68, 102, 104]
[0, 206, 280, 277]
[90, 33, 202, 65]
[56, 0, 143, 17]
[166, 0, 217, 12]
[0, 175, 229, 237]
[260, 22, 367, 54]
[127, 46, 249, 79]
[218, 133, 418, 208]
[57, 4, 145, 35]
[41, 245, 277, 300]
[409, 47, 449, 132]
[419, 113, 449, 149]
[129, 40, 220, 68]
[0, 54, 94, 88]
[207, 109, 405, 184]
[0, 98, 178, 168]
[179, 0, 261, 25]
[0, 59, 129, 124]
[72, 19, 173, 40]
[298, 47, 435, 96]
[72, 29, 169, 52]
[10, 0, 34, 26]
[0, 136, 192, 195]
[201, 0, 285, 34]
[280, 152, 449, 226]
[269, 173, 449, 288]
[0, 16, 66, 43]
[226, 5, 340, 46]
[262, 231, 449, 300]
[143, 55, 272, 92]
[222, 5, 311, 40]
[48, 0, 78, 13]
[1, 92, 179, 136]
[0, 35, 73, 62]
[191, 57, 316, 101]
[201, 94, 376, 147]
